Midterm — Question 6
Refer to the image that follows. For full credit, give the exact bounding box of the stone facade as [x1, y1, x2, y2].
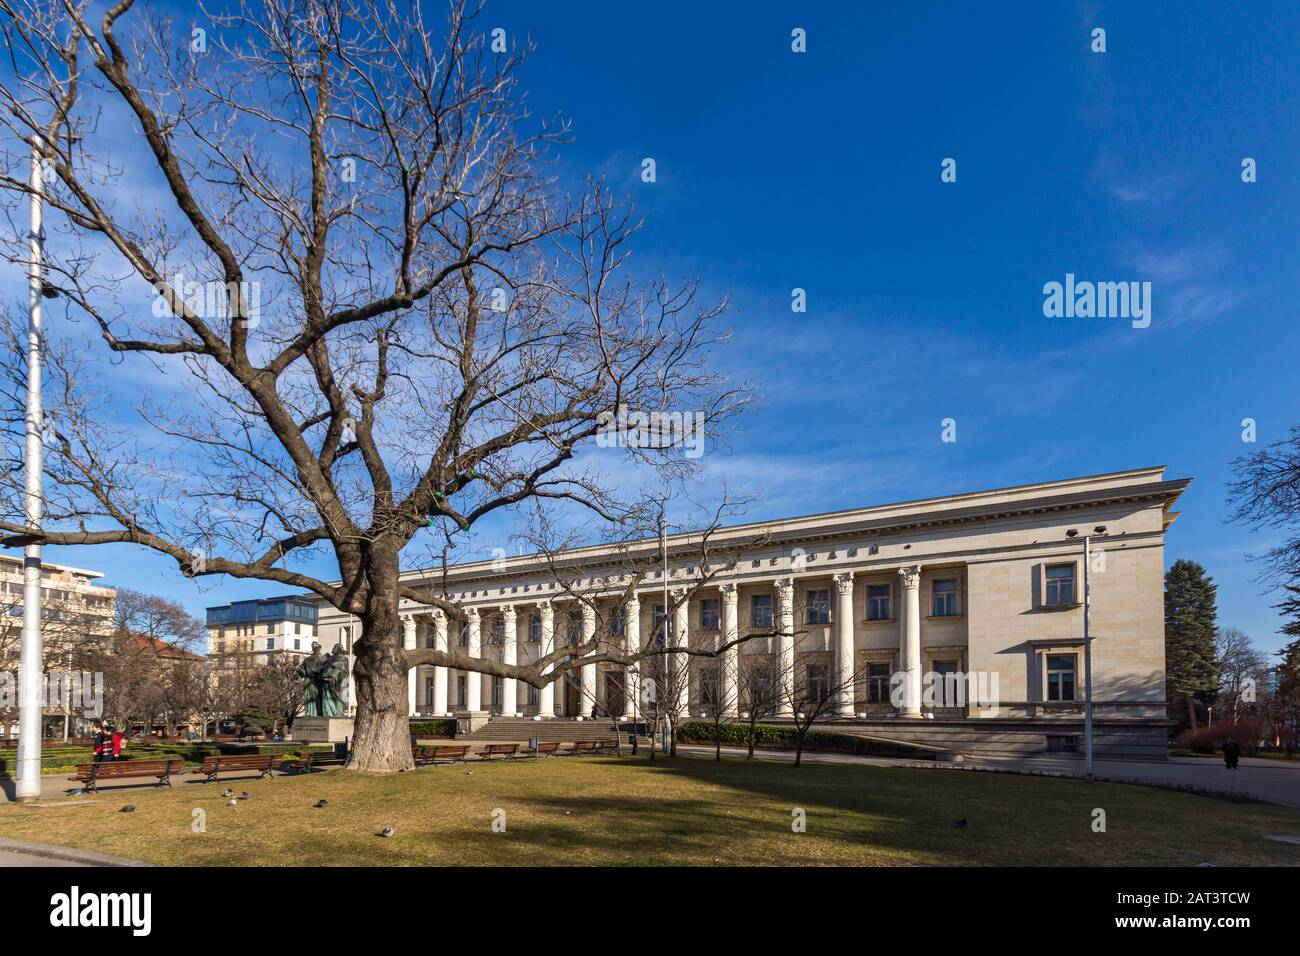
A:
[314, 466, 1188, 757]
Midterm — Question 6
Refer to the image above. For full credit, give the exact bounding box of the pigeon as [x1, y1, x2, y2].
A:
[953, 818, 968, 828]
[239, 791, 251, 801]
[222, 788, 233, 798]
[465, 770, 473, 776]
[380, 826, 395, 838]
[119, 805, 135, 813]
[314, 799, 328, 808]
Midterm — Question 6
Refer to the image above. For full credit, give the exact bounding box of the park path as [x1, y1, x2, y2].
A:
[675, 745, 1300, 807]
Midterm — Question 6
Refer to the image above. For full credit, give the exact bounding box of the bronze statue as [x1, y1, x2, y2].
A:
[297, 641, 349, 717]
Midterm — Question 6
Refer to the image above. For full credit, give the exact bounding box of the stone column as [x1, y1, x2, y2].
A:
[432, 609, 449, 716]
[580, 603, 596, 719]
[775, 579, 795, 717]
[834, 572, 856, 717]
[899, 565, 923, 717]
[671, 588, 691, 717]
[624, 596, 641, 720]
[720, 582, 739, 717]
[537, 601, 556, 718]
[465, 607, 482, 713]
[501, 605, 519, 716]
[403, 615, 418, 717]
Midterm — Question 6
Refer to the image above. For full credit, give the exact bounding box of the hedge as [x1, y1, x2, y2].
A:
[409, 719, 457, 738]
[675, 722, 936, 760]
[0, 741, 331, 776]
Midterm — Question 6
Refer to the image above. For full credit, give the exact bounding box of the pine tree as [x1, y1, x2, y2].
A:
[1274, 586, 1300, 750]
[1164, 559, 1219, 731]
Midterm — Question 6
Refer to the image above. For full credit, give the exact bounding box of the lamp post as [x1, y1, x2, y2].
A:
[1067, 524, 1108, 781]
[17, 136, 46, 801]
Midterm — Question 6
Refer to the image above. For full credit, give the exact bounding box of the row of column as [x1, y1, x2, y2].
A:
[398, 564, 926, 719]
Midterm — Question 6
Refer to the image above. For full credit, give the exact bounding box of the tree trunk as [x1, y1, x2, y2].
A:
[1186, 694, 1199, 732]
[347, 551, 414, 772]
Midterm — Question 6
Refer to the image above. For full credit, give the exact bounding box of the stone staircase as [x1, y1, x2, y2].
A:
[462, 717, 650, 745]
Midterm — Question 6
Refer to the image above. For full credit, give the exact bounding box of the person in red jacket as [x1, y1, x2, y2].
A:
[91, 721, 110, 763]
[110, 726, 125, 761]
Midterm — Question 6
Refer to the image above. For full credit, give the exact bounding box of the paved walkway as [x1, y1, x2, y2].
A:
[676, 745, 1300, 807]
[0, 837, 151, 867]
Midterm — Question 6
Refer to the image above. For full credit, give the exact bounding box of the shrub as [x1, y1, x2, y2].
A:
[409, 719, 457, 738]
[1175, 717, 1271, 755]
[675, 722, 934, 760]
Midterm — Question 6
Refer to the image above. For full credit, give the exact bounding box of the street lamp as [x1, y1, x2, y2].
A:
[1066, 524, 1108, 780]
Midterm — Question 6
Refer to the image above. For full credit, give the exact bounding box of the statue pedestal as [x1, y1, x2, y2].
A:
[291, 716, 354, 743]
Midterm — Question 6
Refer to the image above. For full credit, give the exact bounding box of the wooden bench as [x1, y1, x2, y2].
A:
[69, 759, 182, 793]
[477, 743, 520, 761]
[191, 753, 278, 783]
[594, 739, 620, 754]
[532, 741, 562, 758]
[563, 741, 596, 755]
[424, 744, 470, 766]
[279, 750, 346, 773]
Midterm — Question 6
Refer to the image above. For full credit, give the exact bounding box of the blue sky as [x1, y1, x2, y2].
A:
[17, 1, 1300, 653]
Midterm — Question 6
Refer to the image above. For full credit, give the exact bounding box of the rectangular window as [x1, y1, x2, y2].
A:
[294, 638, 301, 650]
[611, 612, 625, 637]
[457, 624, 469, 647]
[805, 663, 829, 707]
[265, 638, 274, 650]
[932, 579, 959, 617]
[527, 684, 539, 706]
[750, 594, 773, 628]
[806, 589, 830, 625]
[700, 666, 720, 709]
[867, 661, 891, 703]
[529, 614, 541, 643]
[1046, 654, 1077, 701]
[699, 598, 719, 630]
[566, 616, 581, 646]
[866, 584, 891, 621]
[747, 664, 772, 707]
[424, 677, 433, 709]
[493, 616, 505, 641]
[266, 623, 274, 634]
[491, 676, 502, 707]
[457, 676, 467, 706]
[652, 604, 668, 643]
[1045, 564, 1076, 606]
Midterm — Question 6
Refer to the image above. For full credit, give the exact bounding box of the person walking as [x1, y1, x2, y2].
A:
[91, 721, 110, 763]
[1222, 737, 1241, 771]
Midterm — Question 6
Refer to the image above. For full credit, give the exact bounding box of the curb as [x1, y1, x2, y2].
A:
[0, 836, 155, 867]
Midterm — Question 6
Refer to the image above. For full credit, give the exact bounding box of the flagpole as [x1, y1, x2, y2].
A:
[17, 135, 46, 801]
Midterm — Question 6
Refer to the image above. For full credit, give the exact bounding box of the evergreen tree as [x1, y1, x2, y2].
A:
[1164, 559, 1219, 731]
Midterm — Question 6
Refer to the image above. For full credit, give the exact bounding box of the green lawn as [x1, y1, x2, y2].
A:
[2, 754, 1298, 866]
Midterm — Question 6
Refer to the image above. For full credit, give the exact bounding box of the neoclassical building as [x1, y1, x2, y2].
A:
[314, 466, 1188, 757]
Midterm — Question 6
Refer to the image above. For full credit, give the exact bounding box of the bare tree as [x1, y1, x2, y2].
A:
[777, 657, 866, 768]
[1215, 626, 1269, 722]
[736, 649, 779, 759]
[0, 0, 750, 769]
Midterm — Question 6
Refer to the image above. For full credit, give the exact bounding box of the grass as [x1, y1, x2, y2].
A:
[2, 754, 1299, 866]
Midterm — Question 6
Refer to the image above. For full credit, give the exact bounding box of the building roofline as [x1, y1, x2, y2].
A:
[368, 465, 1189, 589]
[0, 552, 106, 580]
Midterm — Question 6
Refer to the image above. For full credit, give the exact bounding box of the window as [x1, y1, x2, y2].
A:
[751, 594, 773, 628]
[1046, 654, 1077, 701]
[805, 589, 830, 625]
[491, 676, 502, 708]
[265, 638, 274, 650]
[293, 638, 301, 650]
[529, 614, 541, 643]
[866, 583, 891, 621]
[747, 664, 773, 707]
[566, 615, 581, 646]
[492, 616, 505, 641]
[424, 677, 433, 708]
[611, 612, 625, 637]
[1046, 734, 1078, 753]
[1045, 564, 1076, 606]
[652, 604, 668, 644]
[700, 666, 720, 709]
[867, 661, 891, 703]
[527, 684, 539, 706]
[295, 621, 302, 635]
[932, 579, 959, 617]
[805, 664, 829, 707]
[266, 623, 274, 634]
[699, 598, 719, 630]
[457, 676, 467, 706]
[457, 624, 468, 647]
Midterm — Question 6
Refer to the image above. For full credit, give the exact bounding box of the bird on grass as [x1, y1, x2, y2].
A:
[314, 799, 328, 809]
[953, 818, 968, 828]
[119, 805, 135, 813]
[222, 788, 233, 798]
[239, 791, 251, 801]
[379, 826, 395, 838]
